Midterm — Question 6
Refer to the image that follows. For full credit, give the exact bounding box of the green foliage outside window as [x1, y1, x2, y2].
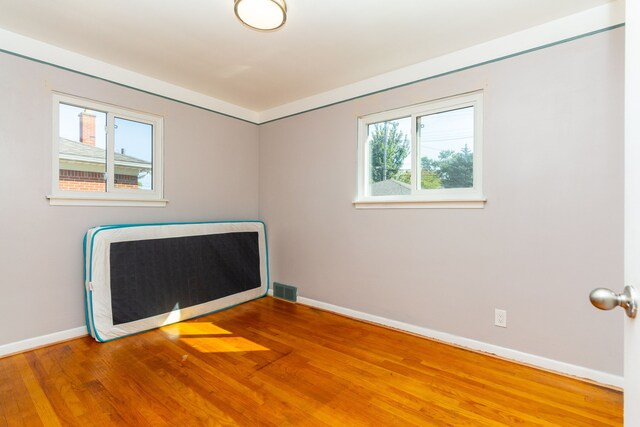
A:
[369, 119, 473, 190]
[369, 121, 410, 183]
[422, 145, 473, 189]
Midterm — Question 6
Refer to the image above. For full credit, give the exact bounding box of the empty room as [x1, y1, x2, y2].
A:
[0, 0, 638, 425]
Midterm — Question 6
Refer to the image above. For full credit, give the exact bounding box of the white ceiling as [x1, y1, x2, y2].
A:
[0, 0, 617, 114]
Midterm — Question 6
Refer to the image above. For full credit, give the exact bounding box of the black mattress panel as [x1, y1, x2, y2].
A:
[109, 231, 261, 325]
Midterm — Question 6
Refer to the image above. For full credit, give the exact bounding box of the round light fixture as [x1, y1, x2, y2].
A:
[234, 0, 287, 31]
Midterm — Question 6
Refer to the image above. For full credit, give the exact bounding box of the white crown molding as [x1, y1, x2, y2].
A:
[0, 1, 624, 125]
[258, 0, 625, 123]
[0, 27, 260, 124]
[294, 295, 623, 389]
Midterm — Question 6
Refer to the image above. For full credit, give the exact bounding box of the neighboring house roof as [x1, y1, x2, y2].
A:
[370, 179, 411, 196]
[59, 138, 151, 170]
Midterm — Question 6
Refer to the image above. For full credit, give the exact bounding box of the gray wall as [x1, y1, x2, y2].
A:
[259, 29, 625, 374]
[0, 52, 260, 346]
[0, 28, 625, 376]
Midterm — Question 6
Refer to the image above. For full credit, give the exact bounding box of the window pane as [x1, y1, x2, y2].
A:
[367, 117, 411, 196]
[114, 117, 153, 190]
[418, 106, 474, 189]
[58, 103, 107, 192]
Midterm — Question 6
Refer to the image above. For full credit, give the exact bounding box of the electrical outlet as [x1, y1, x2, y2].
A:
[494, 309, 507, 328]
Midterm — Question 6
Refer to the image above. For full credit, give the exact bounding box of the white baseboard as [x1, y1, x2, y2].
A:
[3, 295, 624, 389]
[0, 327, 87, 358]
[294, 295, 623, 389]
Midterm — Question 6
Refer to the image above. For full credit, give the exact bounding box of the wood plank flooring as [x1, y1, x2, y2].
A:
[0, 297, 622, 426]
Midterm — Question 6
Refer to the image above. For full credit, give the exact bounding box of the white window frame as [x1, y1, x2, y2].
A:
[355, 91, 485, 209]
[48, 93, 166, 207]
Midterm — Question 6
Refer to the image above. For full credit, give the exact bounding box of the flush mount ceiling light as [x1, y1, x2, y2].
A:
[234, 0, 287, 31]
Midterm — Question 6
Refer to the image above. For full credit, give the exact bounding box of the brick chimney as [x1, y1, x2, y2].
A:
[79, 110, 96, 146]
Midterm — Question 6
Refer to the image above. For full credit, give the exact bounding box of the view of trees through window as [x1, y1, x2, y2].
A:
[367, 106, 474, 195]
[368, 118, 411, 184]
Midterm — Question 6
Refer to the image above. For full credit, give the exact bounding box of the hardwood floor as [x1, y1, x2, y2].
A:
[0, 297, 622, 426]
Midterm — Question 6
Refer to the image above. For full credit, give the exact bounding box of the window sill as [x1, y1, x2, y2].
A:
[353, 197, 486, 209]
[47, 195, 168, 207]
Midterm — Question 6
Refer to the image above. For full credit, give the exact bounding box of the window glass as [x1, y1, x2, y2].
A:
[356, 91, 483, 208]
[114, 117, 153, 190]
[50, 93, 164, 206]
[367, 117, 411, 196]
[58, 103, 107, 192]
[418, 106, 474, 190]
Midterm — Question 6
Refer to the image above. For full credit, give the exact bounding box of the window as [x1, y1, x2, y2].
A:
[355, 91, 484, 208]
[49, 93, 165, 206]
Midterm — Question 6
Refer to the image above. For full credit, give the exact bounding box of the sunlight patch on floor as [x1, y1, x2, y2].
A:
[160, 322, 270, 353]
[161, 322, 233, 337]
[181, 336, 270, 353]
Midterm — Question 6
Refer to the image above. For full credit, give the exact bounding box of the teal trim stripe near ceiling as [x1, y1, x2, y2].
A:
[0, 23, 624, 125]
[0, 47, 259, 125]
[259, 23, 625, 125]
